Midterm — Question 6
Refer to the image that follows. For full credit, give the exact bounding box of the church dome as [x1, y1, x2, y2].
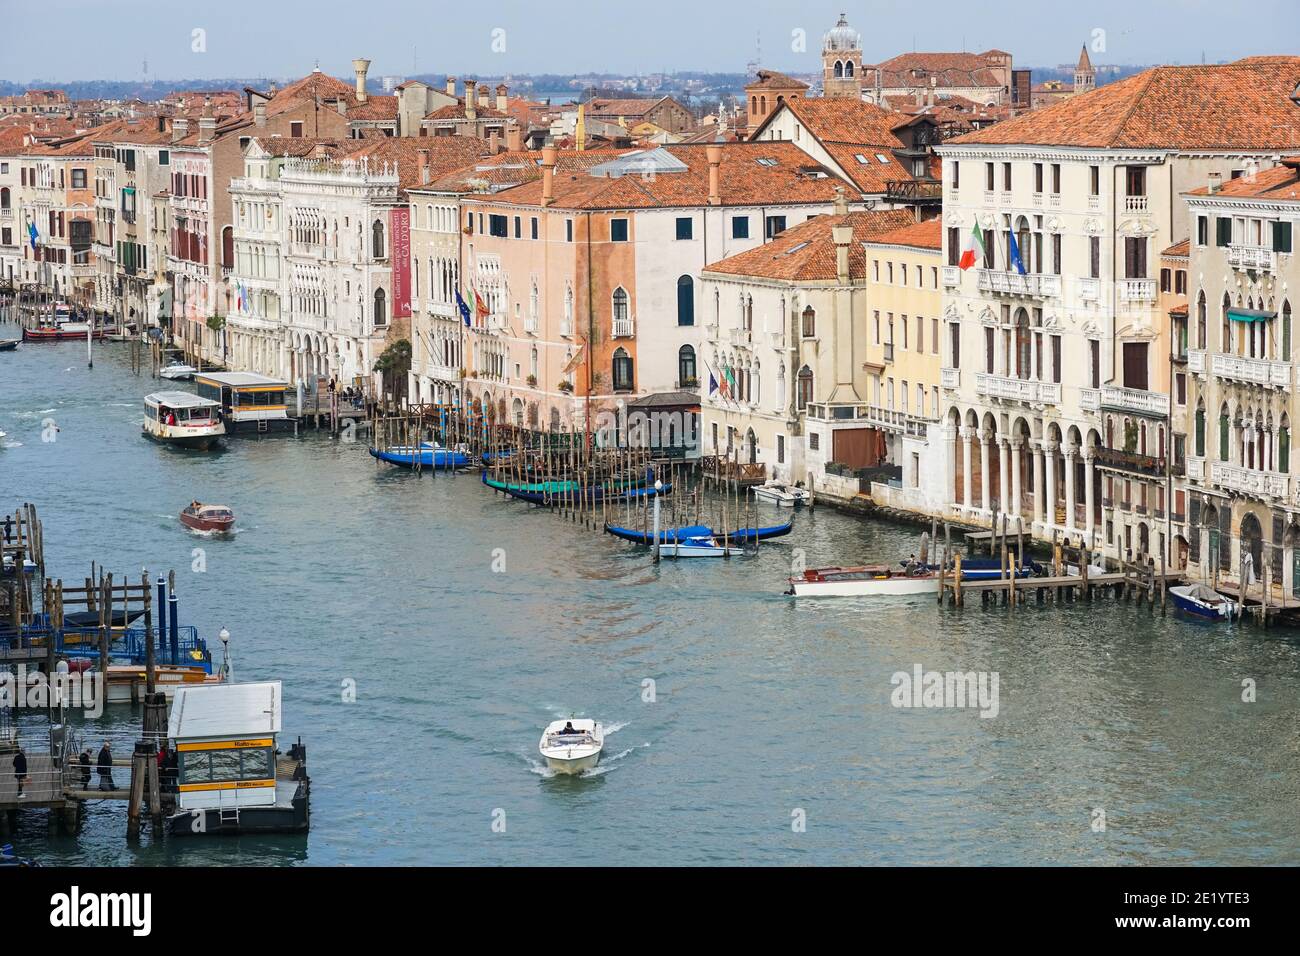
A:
[823, 14, 861, 53]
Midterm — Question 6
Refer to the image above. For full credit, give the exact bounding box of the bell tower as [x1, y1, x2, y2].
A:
[822, 14, 863, 98]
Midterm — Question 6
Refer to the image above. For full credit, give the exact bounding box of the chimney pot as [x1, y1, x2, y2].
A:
[446, 76, 457, 97]
[541, 145, 558, 206]
[1208, 171, 1222, 194]
[171, 116, 189, 144]
[706, 144, 722, 205]
[496, 84, 508, 113]
[254, 102, 266, 127]
[505, 121, 523, 152]
[352, 58, 371, 104]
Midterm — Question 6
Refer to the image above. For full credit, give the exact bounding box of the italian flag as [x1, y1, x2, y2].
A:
[959, 222, 985, 271]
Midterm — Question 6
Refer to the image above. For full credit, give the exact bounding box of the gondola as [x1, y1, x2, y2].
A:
[368, 443, 469, 469]
[482, 471, 669, 505]
[0, 339, 18, 352]
[603, 519, 794, 545]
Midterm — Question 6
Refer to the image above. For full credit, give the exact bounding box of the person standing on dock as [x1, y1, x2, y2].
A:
[12, 746, 27, 799]
[97, 742, 114, 791]
[79, 750, 92, 789]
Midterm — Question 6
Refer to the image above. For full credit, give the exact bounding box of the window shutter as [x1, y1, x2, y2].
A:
[1216, 217, 1231, 247]
[1273, 220, 1293, 254]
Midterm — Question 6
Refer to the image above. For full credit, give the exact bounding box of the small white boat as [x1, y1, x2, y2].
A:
[657, 534, 748, 559]
[752, 481, 811, 507]
[787, 565, 939, 597]
[159, 360, 197, 381]
[538, 718, 604, 774]
[1169, 583, 1233, 620]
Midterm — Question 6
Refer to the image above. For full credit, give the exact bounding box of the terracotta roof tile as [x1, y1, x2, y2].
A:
[340, 136, 495, 194]
[950, 56, 1300, 149]
[1187, 161, 1300, 202]
[865, 218, 943, 251]
[702, 209, 914, 282]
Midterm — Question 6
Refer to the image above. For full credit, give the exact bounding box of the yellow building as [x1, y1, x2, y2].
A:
[860, 219, 947, 508]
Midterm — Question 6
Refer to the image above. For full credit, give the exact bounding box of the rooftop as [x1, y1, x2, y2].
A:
[702, 209, 915, 282]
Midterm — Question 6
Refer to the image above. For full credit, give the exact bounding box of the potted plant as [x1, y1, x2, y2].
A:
[557, 380, 574, 393]
[526, 373, 538, 387]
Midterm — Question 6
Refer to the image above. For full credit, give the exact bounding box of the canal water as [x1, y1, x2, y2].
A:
[3, 318, 1300, 866]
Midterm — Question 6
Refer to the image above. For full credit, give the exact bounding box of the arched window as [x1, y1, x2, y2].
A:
[372, 219, 385, 258]
[676, 275, 694, 326]
[796, 365, 813, 410]
[612, 287, 629, 335]
[678, 344, 696, 386]
[1283, 300, 1293, 363]
[834, 61, 844, 79]
[612, 347, 634, 392]
[845, 61, 855, 78]
[801, 306, 816, 338]
[0, 186, 10, 209]
[1281, 414, 1291, 473]
[1196, 290, 1207, 349]
[1221, 292, 1232, 355]
[1219, 403, 1230, 461]
[373, 287, 387, 326]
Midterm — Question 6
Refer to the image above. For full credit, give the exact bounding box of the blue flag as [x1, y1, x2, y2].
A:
[1007, 230, 1027, 275]
[27, 221, 38, 251]
[708, 371, 718, 395]
[454, 290, 471, 327]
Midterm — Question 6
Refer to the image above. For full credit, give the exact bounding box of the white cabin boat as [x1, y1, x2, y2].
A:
[159, 360, 197, 380]
[787, 565, 940, 597]
[143, 391, 225, 450]
[538, 719, 604, 774]
[752, 481, 811, 507]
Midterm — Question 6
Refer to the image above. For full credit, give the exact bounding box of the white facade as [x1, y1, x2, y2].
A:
[227, 143, 287, 377]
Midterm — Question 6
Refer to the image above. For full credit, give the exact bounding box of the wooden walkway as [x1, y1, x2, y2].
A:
[0, 752, 65, 810]
[940, 568, 1185, 608]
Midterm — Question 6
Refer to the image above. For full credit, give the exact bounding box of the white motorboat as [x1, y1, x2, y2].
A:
[657, 534, 748, 558]
[787, 565, 940, 597]
[752, 481, 811, 507]
[159, 360, 197, 381]
[538, 718, 604, 774]
[1169, 583, 1233, 620]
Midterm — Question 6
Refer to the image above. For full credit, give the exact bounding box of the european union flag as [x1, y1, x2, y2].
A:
[454, 290, 472, 327]
[1008, 230, 1027, 276]
[27, 221, 38, 251]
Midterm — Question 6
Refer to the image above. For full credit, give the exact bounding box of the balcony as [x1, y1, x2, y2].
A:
[940, 367, 960, 389]
[0, 208, 12, 221]
[977, 269, 1061, 298]
[884, 180, 943, 205]
[1119, 279, 1156, 302]
[1099, 384, 1170, 416]
[1087, 195, 1101, 211]
[612, 314, 635, 338]
[1209, 352, 1292, 389]
[730, 327, 752, 347]
[1227, 243, 1276, 273]
[1124, 195, 1149, 213]
[1187, 349, 1205, 374]
[805, 402, 929, 438]
[1094, 446, 1172, 478]
[1031, 191, 1043, 207]
[974, 372, 1059, 405]
[523, 316, 538, 334]
[1209, 461, 1291, 500]
[1078, 277, 1099, 301]
[1185, 455, 1205, 481]
[942, 265, 960, 287]
[1048, 193, 1061, 209]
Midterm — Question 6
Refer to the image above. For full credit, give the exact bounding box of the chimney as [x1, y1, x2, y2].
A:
[1208, 171, 1222, 194]
[488, 129, 500, 154]
[254, 102, 266, 127]
[156, 115, 166, 133]
[928, 75, 937, 107]
[833, 185, 849, 216]
[172, 116, 189, 144]
[496, 84, 508, 112]
[505, 121, 523, 152]
[336, 97, 347, 116]
[832, 224, 854, 284]
[464, 80, 477, 120]
[541, 145, 557, 206]
[353, 58, 371, 103]
[706, 144, 722, 205]
[417, 148, 431, 185]
[446, 76, 457, 97]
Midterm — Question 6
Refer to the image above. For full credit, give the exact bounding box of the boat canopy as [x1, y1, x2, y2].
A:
[145, 391, 220, 409]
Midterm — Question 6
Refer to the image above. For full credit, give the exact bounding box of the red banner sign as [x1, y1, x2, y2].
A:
[390, 207, 412, 319]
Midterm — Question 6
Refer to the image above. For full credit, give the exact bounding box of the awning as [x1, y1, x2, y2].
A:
[1228, 307, 1274, 323]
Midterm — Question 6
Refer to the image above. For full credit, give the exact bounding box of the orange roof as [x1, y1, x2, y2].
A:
[778, 97, 903, 148]
[462, 141, 853, 210]
[1187, 162, 1300, 202]
[268, 70, 355, 115]
[951, 56, 1300, 149]
[421, 148, 624, 193]
[746, 70, 810, 92]
[340, 136, 494, 193]
[867, 51, 1007, 91]
[865, 218, 942, 251]
[1162, 239, 1190, 257]
[702, 209, 914, 282]
[348, 95, 398, 121]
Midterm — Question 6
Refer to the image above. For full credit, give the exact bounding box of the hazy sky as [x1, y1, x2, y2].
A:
[2, 0, 1293, 83]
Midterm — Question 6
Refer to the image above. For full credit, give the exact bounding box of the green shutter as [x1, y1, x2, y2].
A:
[1195, 409, 1205, 458]
[1219, 414, 1230, 460]
[1281, 427, 1290, 474]
[1216, 217, 1231, 247]
[1273, 220, 1293, 254]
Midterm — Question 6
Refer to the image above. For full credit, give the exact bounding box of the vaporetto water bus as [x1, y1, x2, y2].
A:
[142, 392, 225, 450]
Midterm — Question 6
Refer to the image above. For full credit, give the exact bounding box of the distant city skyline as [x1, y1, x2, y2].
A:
[1, 0, 1290, 84]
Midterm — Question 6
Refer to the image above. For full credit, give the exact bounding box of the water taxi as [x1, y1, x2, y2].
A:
[180, 502, 236, 534]
[159, 360, 197, 381]
[166, 680, 310, 835]
[194, 372, 293, 434]
[142, 392, 225, 450]
[752, 481, 811, 507]
[538, 719, 604, 775]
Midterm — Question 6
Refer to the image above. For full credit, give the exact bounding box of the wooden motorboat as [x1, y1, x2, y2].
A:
[159, 360, 197, 380]
[180, 502, 235, 534]
[752, 481, 811, 507]
[1169, 583, 1233, 620]
[538, 719, 604, 775]
[787, 565, 941, 597]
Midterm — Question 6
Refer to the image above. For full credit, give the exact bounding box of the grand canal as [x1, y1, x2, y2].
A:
[3, 319, 1300, 866]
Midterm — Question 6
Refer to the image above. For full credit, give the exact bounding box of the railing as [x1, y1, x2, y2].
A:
[1087, 194, 1101, 211]
[1227, 243, 1276, 273]
[612, 314, 634, 338]
[730, 327, 751, 347]
[1124, 195, 1149, 213]
[1031, 191, 1043, 207]
[974, 372, 1059, 404]
[523, 316, 538, 334]
[940, 367, 960, 389]
[977, 269, 1060, 297]
[1079, 387, 1100, 411]
[1078, 277, 1099, 301]
[942, 265, 960, 287]
[1187, 349, 1205, 373]
[983, 191, 995, 206]
[1210, 461, 1291, 500]
[1093, 446, 1171, 478]
[1119, 278, 1156, 302]
[1185, 455, 1204, 480]
[1100, 384, 1170, 415]
[884, 180, 943, 203]
[805, 402, 929, 437]
[1048, 194, 1061, 209]
[1210, 352, 1292, 388]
